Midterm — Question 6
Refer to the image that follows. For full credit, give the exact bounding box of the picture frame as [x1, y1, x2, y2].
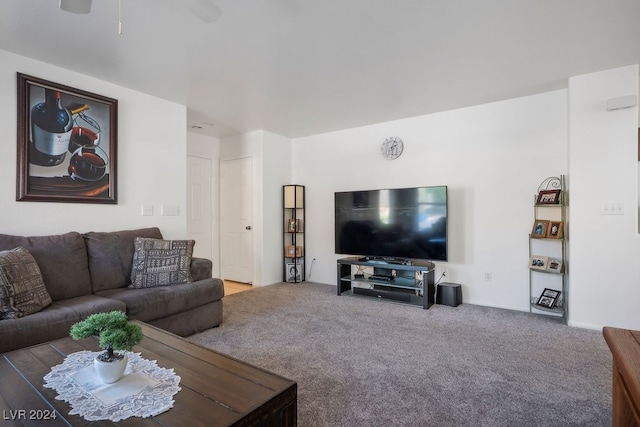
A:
[16, 73, 118, 204]
[529, 255, 549, 271]
[536, 288, 561, 308]
[286, 262, 302, 282]
[536, 189, 561, 205]
[287, 218, 302, 233]
[547, 221, 563, 239]
[530, 219, 550, 238]
[547, 258, 563, 274]
[285, 245, 303, 258]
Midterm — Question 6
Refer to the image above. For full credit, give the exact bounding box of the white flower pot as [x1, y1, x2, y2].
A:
[94, 353, 128, 384]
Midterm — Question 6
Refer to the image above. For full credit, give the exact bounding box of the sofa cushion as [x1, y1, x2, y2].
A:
[149, 300, 223, 337]
[0, 232, 92, 301]
[190, 257, 213, 282]
[0, 294, 127, 354]
[83, 227, 163, 292]
[97, 278, 223, 323]
[0, 247, 52, 319]
[130, 238, 195, 288]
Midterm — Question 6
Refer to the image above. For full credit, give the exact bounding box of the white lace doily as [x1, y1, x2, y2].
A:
[44, 351, 181, 422]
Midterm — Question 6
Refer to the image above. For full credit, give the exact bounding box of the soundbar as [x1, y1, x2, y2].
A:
[358, 256, 412, 265]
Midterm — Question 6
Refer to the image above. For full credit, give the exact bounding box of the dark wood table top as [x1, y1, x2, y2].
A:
[0, 322, 297, 426]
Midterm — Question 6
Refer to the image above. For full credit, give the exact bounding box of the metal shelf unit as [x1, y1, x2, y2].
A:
[528, 175, 567, 321]
[283, 185, 305, 283]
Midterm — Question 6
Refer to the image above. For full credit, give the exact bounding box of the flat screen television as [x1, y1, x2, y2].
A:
[334, 186, 447, 261]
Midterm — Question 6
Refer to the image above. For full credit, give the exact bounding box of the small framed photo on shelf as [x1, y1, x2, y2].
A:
[285, 262, 302, 282]
[529, 255, 549, 271]
[287, 218, 302, 233]
[547, 258, 563, 274]
[285, 245, 303, 258]
[536, 189, 561, 205]
[536, 288, 561, 308]
[547, 221, 563, 239]
[531, 219, 550, 238]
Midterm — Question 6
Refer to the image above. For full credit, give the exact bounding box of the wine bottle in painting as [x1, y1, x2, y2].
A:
[30, 89, 73, 166]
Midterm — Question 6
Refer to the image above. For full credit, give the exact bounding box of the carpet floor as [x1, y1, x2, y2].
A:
[189, 282, 611, 427]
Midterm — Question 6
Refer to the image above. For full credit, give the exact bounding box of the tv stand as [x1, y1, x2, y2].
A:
[337, 257, 435, 309]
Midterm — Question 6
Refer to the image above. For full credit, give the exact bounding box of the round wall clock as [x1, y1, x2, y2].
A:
[380, 137, 404, 160]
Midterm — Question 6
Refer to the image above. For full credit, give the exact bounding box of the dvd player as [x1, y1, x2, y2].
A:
[368, 274, 395, 282]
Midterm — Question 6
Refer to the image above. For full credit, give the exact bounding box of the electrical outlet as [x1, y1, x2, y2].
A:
[484, 272, 492, 282]
[141, 205, 154, 216]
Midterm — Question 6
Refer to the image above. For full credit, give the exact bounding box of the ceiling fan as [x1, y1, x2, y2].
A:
[59, 0, 222, 23]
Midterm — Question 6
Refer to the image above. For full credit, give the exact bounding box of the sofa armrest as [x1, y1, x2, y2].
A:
[191, 257, 213, 281]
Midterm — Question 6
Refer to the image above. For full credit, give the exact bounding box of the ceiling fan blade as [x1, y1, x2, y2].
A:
[59, 0, 92, 14]
[184, 0, 221, 23]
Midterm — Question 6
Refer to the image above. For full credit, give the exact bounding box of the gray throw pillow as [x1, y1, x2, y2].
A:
[0, 247, 52, 319]
[129, 238, 195, 288]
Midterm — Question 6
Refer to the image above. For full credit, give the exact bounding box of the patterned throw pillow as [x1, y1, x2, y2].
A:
[0, 247, 52, 320]
[130, 238, 195, 288]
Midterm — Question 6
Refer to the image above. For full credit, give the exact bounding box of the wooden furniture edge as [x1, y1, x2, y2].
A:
[603, 326, 640, 426]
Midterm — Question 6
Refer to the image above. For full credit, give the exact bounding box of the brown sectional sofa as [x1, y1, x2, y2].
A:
[0, 227, 224, 354]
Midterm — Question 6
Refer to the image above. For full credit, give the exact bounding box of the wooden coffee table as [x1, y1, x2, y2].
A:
[0, 322, 297, 426]
[603, 327, 640, 427]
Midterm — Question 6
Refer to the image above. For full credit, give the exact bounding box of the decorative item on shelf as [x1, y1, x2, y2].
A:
[285, 245, 303, 258]
[534, 176, 563, 205]
[285, 262, 302, 282]
[70, 311, 143, 384]
[529, 255, 549, 271]
[287, 218, 302, 233]
[530, 219, 550, 238]
[546, 221, 563, 239]
[536, 288, 561, 308]
[547, 258, 563, 274]
[536, 189, 561, 205]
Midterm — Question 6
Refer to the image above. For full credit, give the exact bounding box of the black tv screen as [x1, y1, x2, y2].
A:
[335, 186, 447, 261]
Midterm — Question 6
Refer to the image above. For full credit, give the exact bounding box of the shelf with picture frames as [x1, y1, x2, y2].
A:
[283, 185, 305, 283]
[528, 175, 567, 321]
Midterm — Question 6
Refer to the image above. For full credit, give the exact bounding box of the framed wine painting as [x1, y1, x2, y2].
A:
[16, 73, 118, 204]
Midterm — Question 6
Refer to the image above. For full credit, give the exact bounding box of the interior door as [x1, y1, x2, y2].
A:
[220, 157, 253, 283]
[187, 156, 213, 261]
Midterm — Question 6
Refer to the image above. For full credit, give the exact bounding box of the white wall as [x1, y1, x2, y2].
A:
[568, 65, 640, 330]
[293, 90, 568, 312]
[261, 131, 294, 284]
[0, 49, 189, 239]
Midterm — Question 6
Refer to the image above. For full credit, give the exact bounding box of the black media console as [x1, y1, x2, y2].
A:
[337, 257, 435, 309]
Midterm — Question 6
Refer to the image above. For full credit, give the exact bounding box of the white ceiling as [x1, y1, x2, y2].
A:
[1, 0, 639, 139]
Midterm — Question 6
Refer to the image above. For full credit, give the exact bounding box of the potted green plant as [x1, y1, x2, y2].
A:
[70, 311, 143, 383]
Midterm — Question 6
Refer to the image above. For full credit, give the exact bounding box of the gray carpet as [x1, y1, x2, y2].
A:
[189, 282, 611, 427]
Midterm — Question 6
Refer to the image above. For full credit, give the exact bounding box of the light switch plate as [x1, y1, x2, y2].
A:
[600, 202, 624, 215]
[161, 205, 180, 216]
